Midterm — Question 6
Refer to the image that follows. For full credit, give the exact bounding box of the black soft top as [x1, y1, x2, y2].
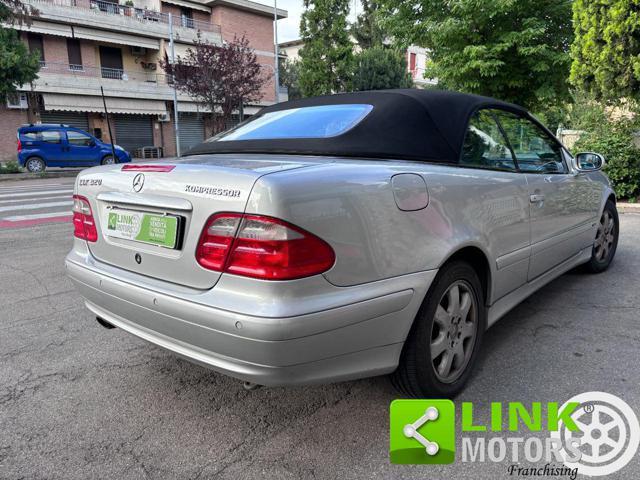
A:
[188, 89, 529, 163]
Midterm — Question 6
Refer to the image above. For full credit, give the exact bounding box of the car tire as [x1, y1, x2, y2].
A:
[101, 155, 117, 165]
[584, 200, 619, 273]
[25, 157, 46, 173]
[392, 261, 486, 398]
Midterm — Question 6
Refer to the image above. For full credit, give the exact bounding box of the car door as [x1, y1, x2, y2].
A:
[459, 109, 531, 299]
[66, 130, 102, 165]
[35, 129, 66, 166]
[493, 110, 599, 280]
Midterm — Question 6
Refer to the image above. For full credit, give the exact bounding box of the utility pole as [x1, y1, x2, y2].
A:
[273, 0, 279, 103]
[168, 13, 181, 157]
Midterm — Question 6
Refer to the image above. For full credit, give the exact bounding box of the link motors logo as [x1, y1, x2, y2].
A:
[550, 392, 640, 476]
[390, 392, 639, 477]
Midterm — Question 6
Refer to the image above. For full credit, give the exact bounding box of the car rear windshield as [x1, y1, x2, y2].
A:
[211, 104, 373, 142]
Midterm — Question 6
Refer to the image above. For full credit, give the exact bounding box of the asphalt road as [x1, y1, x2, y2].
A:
[1, 178, 639, 479]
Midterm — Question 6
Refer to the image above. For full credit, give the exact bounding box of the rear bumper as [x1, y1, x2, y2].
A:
[65, 246, 436, 386]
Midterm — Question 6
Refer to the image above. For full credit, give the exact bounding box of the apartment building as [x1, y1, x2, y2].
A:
[0, 0, 286, 160]
[279, 39, 436, 89]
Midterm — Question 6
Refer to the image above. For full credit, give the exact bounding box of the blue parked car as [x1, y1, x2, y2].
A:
[17, 124, 131, 172]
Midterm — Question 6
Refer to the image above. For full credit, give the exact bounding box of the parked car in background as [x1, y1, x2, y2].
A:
[66, 90, 617, 398]
[17, 124, 131, 172]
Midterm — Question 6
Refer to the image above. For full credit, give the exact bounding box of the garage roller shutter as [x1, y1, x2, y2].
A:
[40, 112, 89, 133]
[178, 113, 205, 152]
[114, 115, 154, 154]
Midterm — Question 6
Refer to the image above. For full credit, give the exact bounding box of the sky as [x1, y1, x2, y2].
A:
[265, 0, 361, 43]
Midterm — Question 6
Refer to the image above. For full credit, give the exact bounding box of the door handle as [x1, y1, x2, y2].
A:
[529, 194, 545, 203]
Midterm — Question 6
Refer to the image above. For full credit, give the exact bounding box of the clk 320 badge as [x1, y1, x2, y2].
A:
[184, 184, 242, 198]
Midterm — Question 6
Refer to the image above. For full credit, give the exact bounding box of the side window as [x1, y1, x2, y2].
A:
[460, 110, 516, 171]
[40, 131, 62, 144]
[493, 111, 566, 174]
[21, 132, 38, 141]
[67, 131, 93, 146]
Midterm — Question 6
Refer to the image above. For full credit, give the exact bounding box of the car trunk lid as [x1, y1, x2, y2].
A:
[78, 155, 312, 290]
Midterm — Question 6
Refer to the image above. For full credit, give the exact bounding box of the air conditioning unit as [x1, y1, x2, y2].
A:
[157, 113, 170, 123]
[131, 46, 147, 56]
[6, 93, 28, 110]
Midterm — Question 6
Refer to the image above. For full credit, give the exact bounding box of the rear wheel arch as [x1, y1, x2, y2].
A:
[439, 246, 491, 307]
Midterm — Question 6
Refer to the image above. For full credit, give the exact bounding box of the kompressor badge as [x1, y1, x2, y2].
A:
[184, 184, 242, 198]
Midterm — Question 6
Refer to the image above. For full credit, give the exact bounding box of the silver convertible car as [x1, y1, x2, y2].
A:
[66, 90, 618, 397]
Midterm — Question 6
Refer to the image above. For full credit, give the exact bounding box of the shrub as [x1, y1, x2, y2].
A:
[0, 161, 22, 174]
[571, 104, 640, 200]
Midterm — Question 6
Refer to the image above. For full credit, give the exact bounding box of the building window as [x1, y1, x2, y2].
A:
[181, 7, 194, 28]
[67, 39, 83, 71]
[28, 33, 45, 67]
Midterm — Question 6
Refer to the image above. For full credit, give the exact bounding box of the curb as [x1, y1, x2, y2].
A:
[619, 203, 640, 214]
[0, 170, 81, 182]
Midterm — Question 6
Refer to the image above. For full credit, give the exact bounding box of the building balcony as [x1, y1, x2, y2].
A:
[26, 62, 176, 101]
[23, 0, 222, 46]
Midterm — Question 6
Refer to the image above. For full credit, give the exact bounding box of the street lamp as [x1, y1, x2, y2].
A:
[273, 0, 280, 103]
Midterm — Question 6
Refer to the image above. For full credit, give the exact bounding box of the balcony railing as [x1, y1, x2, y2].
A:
[26, 0, 221, 33]
[39, 62, 169, 85]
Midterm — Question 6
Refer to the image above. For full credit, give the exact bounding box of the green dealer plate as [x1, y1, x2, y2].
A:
[105, 209, 179, 248]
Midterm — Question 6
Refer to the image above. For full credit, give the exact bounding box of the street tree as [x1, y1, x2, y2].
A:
[161, 35, 268, 134]
[351, 0, 384, 49]
[571, 0, 640, 103]
[298, 0, 353, 96]
[0, 0, 40, 100]
[352, 46, 412, 91]
[378, 0, 573, 110]
[279, 59, 302, 100]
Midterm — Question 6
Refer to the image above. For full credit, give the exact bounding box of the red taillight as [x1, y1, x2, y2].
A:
[196, 213, 335, 280]
[17, 138, 22, 153]
[72, 195, 98, 242]
[121, 164, 175, 172]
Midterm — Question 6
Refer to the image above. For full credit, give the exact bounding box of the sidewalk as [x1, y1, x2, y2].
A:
[0, 157, 179, 182]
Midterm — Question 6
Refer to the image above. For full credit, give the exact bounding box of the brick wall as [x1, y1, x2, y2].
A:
[160, 103, 176, 156]
[211, 6, 274, 51]
[42, 35, 68, 66]
[0, 104, 28, 163]
[212, 6, 276, 103]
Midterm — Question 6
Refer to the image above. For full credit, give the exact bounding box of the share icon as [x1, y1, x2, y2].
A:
[402, 406, 440, 456]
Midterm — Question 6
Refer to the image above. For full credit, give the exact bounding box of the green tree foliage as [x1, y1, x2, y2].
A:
[352, 46, 412, 91]
[561, 94, 640, 199]
[279, 59, 302, 100]
[299, 0, 353, 96]
[378, 0, 573, 110]
[351, 0, 384, 49]
[0, 0, 40, 101]
[571, 0, 640, 103]
[571, 102, 640, 199]
[0, 0, 40, 100]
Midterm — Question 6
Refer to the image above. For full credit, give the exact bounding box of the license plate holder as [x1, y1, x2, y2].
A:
[104, 208, 180, 249]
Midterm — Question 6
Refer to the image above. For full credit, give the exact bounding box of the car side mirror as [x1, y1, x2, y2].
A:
[88, 140, 96, 147]
[575, 152, 605, 172]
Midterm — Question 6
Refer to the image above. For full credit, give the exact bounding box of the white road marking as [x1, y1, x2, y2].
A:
[0, 189, 73, 199]
[0, 195, 71, 205]
[0, 201, 72, 213]
[0, 183, 69, 190]
[1, 211, 72, 221]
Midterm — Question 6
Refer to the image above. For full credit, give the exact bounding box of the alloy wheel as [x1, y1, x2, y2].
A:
[430, 280, 478, 383]
[27, 159, 43, 173]
[594, 210, 615, 262]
